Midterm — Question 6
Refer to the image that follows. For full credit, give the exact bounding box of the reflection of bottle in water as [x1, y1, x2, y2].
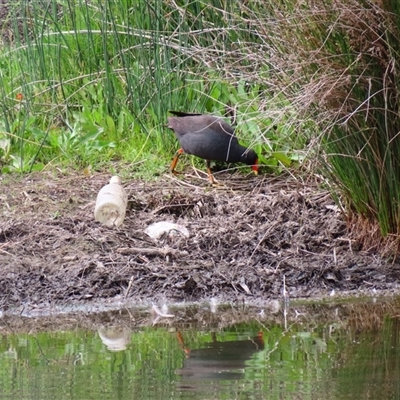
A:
[94, 176, 128, 227]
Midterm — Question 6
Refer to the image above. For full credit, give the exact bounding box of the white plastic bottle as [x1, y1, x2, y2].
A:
[94, 176, 128, 227]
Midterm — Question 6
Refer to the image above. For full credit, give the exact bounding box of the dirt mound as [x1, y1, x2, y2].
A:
[1, 171, 399, 313]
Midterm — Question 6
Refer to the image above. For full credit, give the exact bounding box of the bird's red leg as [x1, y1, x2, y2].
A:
[171, 148, 184, 175]
[206, 160, 217, 184]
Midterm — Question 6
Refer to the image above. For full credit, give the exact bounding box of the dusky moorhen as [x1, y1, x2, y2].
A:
[167, 111, 258, 183]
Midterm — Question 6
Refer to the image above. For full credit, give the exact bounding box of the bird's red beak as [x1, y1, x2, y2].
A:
[251, 160, 259, 175]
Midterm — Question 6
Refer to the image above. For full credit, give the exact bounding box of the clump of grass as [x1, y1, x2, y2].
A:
[243, 0, 400, 252]
[0, 0, 304, 176]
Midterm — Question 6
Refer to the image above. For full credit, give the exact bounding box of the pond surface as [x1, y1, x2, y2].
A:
[1, 297, 400, 399]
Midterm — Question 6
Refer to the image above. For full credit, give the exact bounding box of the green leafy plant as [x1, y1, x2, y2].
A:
[0, 0, 305, 180]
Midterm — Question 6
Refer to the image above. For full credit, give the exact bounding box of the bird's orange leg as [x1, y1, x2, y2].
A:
[206, 160, 217, 185]
[171, 148, 184, 175]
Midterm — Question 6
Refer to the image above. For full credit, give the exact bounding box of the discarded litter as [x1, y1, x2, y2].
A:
[145, 221, 189, 240]
[94, 176, 128, 228]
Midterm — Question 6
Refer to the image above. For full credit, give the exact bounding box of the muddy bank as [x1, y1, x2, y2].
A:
[1, 296, 399, 334]
[1, 171, 399, 314]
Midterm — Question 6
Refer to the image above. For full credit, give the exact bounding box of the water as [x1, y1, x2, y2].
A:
[0, 298, 399, 399]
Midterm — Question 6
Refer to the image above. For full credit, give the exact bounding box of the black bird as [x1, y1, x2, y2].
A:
[167, 111, 258, 183]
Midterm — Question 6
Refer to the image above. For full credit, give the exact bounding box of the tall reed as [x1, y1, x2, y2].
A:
[243, 0, 400, 251]
[0, 0, 300, 173]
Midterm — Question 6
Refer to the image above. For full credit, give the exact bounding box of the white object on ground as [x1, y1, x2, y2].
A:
[145, 221, 189, 240]
[94, 176, 128, 228]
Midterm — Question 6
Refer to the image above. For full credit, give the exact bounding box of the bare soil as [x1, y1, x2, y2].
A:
[1, 170, 400, 315]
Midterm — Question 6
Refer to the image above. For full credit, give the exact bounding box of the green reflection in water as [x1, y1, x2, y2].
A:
[0, 300, 399, 399]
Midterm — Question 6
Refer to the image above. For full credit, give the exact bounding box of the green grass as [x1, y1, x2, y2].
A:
[242, 0, 400, 252]
[0, 0, 305, 178]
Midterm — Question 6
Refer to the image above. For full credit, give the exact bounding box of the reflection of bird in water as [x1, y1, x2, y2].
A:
[176, 331, 264, 382]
